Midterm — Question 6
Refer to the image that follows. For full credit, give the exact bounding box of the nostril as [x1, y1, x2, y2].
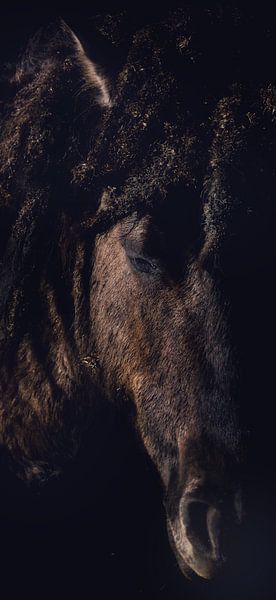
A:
[179, 492, 242, 578]
[187, 501, 211, 551]
[184, 499, 224, 562]
[206, 505, 222, 558]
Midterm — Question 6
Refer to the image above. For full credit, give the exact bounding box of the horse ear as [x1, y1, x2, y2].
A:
[0, 18, 112, 225]
[13, 18, 111, 108]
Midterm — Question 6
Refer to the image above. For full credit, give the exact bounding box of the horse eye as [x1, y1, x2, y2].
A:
[128, 255, 159, 274]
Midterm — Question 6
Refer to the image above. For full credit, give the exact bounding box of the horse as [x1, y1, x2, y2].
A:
[0, 8, 275, 581]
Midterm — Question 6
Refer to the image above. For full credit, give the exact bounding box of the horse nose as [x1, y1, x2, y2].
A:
[181, 489, 242, 579]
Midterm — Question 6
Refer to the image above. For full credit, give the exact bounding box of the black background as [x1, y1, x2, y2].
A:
[1, 4, 276, 599]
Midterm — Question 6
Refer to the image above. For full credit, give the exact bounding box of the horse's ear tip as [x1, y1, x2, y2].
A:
[30, 17, 77, 50]
[33, 18, 81, 58]
[43, 17, 77, 43]
[12, 18, 79, 86]
[54, 17, 75, 36]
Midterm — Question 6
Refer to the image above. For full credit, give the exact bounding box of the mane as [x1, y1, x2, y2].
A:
[74, 6, 276, 237]
[0, 19, 109, 354]
[0, 7, 275, 358]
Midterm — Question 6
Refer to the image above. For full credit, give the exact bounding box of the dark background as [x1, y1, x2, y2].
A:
[1, 4, 276, 599]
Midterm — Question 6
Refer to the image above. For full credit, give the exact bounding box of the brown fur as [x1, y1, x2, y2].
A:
[0, 10, 275, 579]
